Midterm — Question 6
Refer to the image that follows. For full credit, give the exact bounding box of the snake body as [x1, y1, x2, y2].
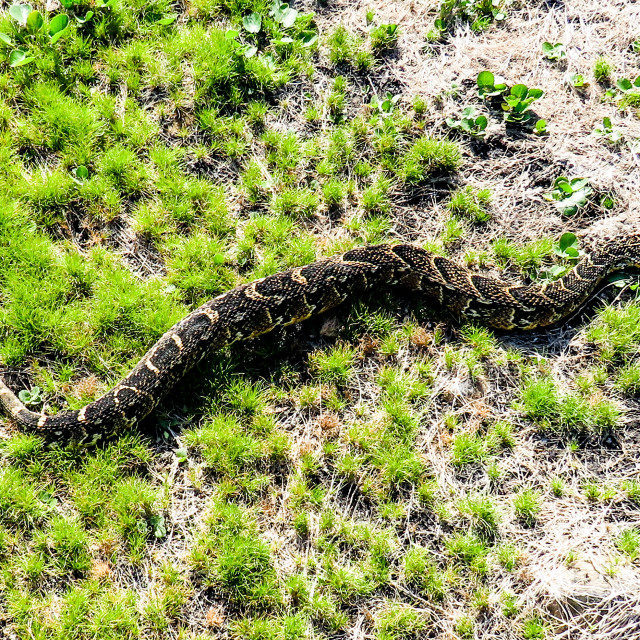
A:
[1, 238, 639, 439]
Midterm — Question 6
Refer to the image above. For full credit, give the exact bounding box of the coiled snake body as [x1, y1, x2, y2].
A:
[1, 238, 639, 439]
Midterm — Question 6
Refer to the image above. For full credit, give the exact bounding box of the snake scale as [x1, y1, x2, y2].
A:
[1, 237, 639, 439]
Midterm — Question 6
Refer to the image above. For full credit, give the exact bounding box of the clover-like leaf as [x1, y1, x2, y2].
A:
[243, 12, 262, 33]
[558, 232, 578, 253]
[534, 119, 547, 135]
[616, 78, 632, 92]
[0, 32, 12, 46]
[149, 514, 167, 538]
[9, 47, 35, 67]
[477, 70, 495, 88]
[280, 6, 298, 28]
[26, 9, 43, 31]
[9, 3, 33, 26]
[49, 14, 69, 43]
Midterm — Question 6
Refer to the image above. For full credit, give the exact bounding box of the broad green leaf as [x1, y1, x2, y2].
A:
[156, 14, 177, 25]
[243, 12, 262, 33]
[616, 78, 632, 91]
[9, 3, 33, 26]
[280, 6, 298, 28]
[49, 13, 69, 34]
[559, 232, 577, 252]
[570, 178, 588, 190]
[541, 41, 553, 52]
[9, 47, 35, 67]
[462, 106, 475, 116]
[528, 88, 544, 99]
[511, 84, 527, 99]
[60, 0, 74, 7]
[301, 31, 317, 47]
[477, 70, 494, 87]
[225, 28, 239, 39]
[49, 14, 69, 42]
[243, 44, 257, 57]
[276, 36, 294, 44]
[75, 165, 89, 180]
[0, 32, 12, 46]
[475, 115, 488, 129]
[26, 9, 43, 31]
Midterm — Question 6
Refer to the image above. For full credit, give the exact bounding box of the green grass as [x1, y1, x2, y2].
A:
[447, 185, 492, 222]
[587, 301, 640, 362]
[399, 136, 462, 184]
[520, 375, 620, 436]
[615, 528, 640, 560]
[513, 488, 542, 527]
[374, 602, 427, 640]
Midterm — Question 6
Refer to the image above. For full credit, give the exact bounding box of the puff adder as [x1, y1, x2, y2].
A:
[2, 237, 639, 439]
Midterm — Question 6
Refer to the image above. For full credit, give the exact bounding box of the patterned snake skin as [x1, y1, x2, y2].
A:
[1, 238, 639, 439]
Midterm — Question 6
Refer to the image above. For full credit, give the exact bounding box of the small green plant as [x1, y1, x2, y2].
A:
[399, 136, 461, 184]
[587, 301, 640, 362]
[544, 176, 592, 216]
[522, 616, 546, 639]
[431, 0, 507, 40]
[326, 24, 372, 69]
[615, 76, 640, 107]
[566, 72, 589, 90]
[476, 70, 507, 99]
[309, 344, 357, 385]
[402, 546, 448, 601]
[550, 477, 565, 497]
[370, 92, 401, 115]
[594, 117, 623, 144]
[513, 488, 541, 527]
[615, 527, 640, 560]
[445, 106, 488, 137]
[458, 494, 501, 538]
[454, 614, 475, 639]
[622, 480, 640, 505]
[497, 543, 521, 571]
[369, 24, 399, 53]
[534, 119, 547, 135]
[541, 42, 566, 61]
[447, 185, 492, 222]
[374, 602, 427, 640]
[542, 231, 583, 279]
[593, 57, 613, 82]
[501, 592, 519, 617]
[18, 386, 42, 406]
[501, 84, 544, 124]
[451, 432, 488, 466]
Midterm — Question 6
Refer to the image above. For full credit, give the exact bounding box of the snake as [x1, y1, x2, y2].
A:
[1, 237, 639, 440]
